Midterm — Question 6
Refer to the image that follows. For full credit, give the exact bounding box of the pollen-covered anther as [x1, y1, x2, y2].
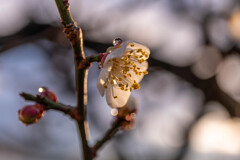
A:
[143, 71, 148, 75]
[131, 81, 140, 90]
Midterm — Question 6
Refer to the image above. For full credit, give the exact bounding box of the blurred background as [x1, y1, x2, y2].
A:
[1, 0, 240, 160]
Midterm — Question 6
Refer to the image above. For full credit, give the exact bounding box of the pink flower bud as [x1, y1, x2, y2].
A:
[18, 104, 45, 125]
[114, 96, 138, 130]
[38, 87, 58, 102]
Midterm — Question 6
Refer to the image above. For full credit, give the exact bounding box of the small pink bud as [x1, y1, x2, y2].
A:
[18, 104, 45, 125]
[38, 87, 58, 102]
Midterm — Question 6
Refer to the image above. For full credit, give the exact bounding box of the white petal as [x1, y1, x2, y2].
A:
[103, 42, 128, 66]
[106, 85, 131, 108]
[127, 61, 148, 83]
[97, 67, 110, 96]
[136, 61, 148, 72]
[126, 40, 150, 59]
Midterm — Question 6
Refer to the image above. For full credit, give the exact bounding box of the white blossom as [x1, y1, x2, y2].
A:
[97, 40, 150, 108]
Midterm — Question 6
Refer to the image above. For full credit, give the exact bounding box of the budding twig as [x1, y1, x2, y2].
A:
[19, 92, 80, 119]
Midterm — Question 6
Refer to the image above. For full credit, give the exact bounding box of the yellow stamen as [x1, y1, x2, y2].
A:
[132, 82, 140, 90]
[143, 71, 148, 75]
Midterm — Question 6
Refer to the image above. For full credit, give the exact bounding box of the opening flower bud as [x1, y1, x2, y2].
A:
[38, 87, 58, 102]
[18, 104, 45, 125]
[117, 96, 137, 118]
[116, 96, 138, 130]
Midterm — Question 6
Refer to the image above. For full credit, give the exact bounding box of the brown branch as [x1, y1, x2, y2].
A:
[0, 24, 61, 53]
[54, 0, 91, 160]
[91, 118, 125, 158]
[19, 92, 81, 120]
[149, 57, 240, 117]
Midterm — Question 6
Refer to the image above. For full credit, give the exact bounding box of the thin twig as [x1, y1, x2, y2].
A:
[91, 118, 124, 158]
[19, 92, 74, 115]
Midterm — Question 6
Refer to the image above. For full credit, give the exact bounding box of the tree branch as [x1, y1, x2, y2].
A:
[54, 0, 90, 159]
[20, 92, 74, 116]
[91, 118, 124, 158]
[149, 57, 240, 117]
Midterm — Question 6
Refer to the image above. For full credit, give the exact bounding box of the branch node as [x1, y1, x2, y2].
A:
[63, 0, 69, 8]
[69, 108, 83, 121]
[77, 59, 91, 70]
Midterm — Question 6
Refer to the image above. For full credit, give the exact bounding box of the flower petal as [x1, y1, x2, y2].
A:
[136, 60, 148, 72]
[125, 61, 148, 83]
[126, 40, 150, 59]
[103, 42, 128, 66]
[106, 84, 131, 108]
[97, 67, 111, 96]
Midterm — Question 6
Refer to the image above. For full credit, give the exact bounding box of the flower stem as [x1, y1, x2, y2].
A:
[86, 54, 102, 63]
